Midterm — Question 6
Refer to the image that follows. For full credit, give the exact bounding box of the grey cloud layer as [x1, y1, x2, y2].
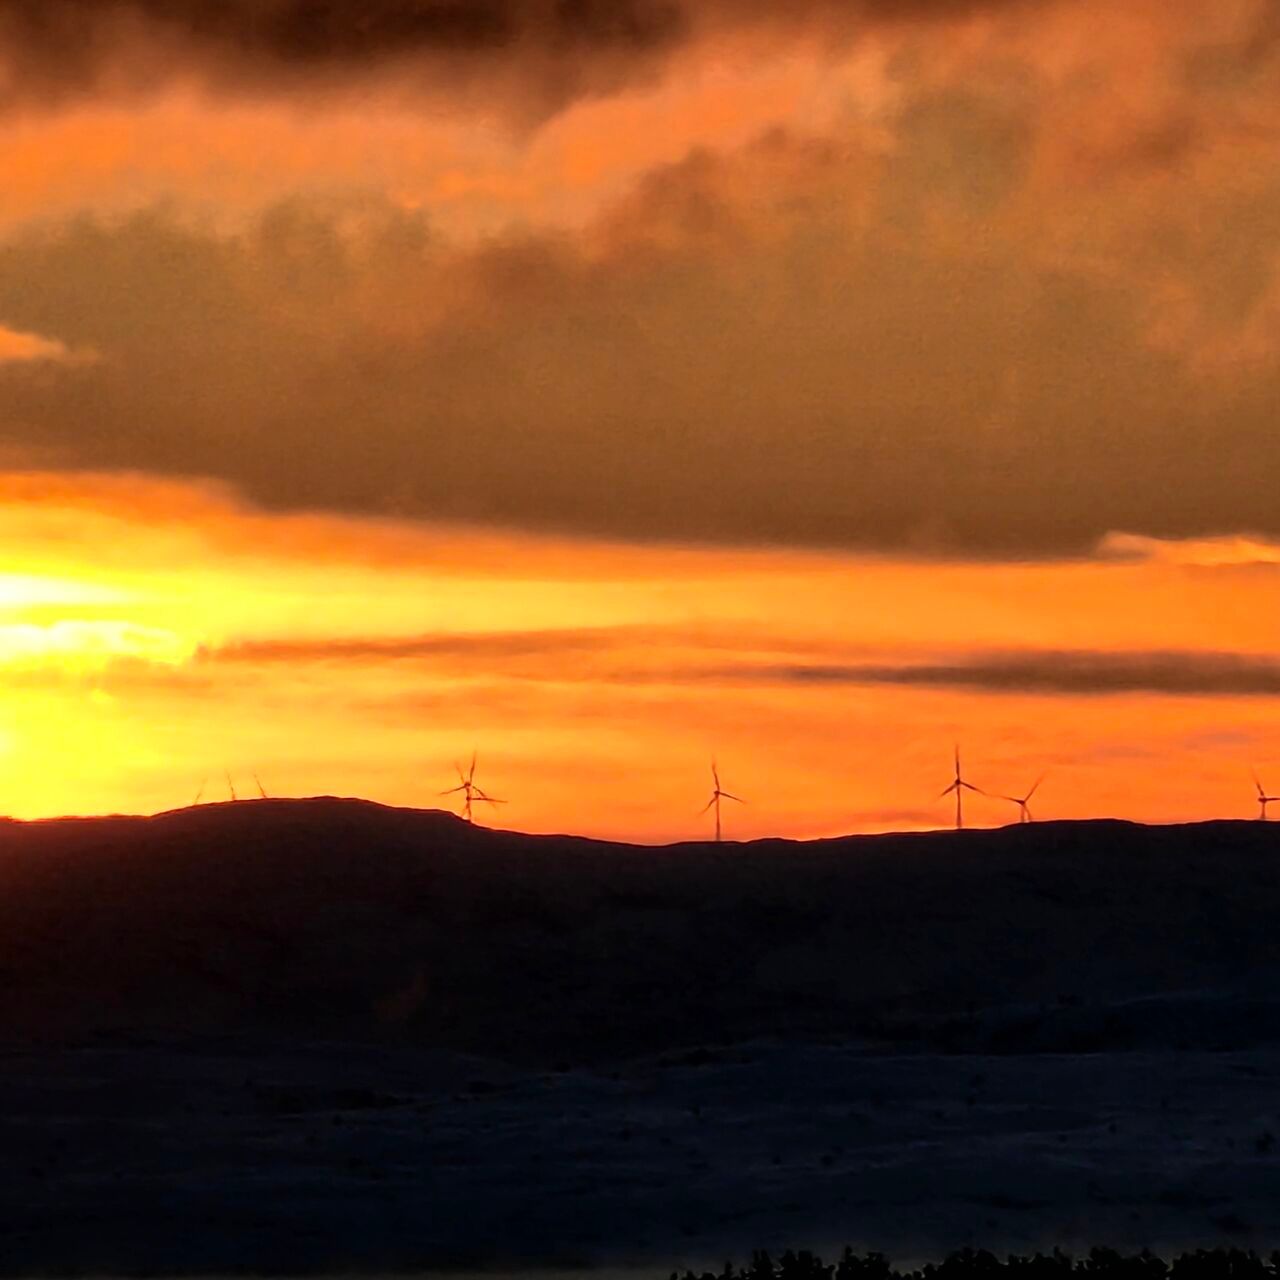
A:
[2, 142, 1278, 559]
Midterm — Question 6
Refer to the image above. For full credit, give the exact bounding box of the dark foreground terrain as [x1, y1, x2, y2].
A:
[2, 799, 1280, 1272]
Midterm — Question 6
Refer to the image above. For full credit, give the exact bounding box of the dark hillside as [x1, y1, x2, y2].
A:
[0, 799, 1276, 1058]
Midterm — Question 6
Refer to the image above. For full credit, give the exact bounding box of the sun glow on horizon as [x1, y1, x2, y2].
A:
[0, 470, 1273, 836]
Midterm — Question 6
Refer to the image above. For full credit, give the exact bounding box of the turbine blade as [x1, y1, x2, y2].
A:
[939, 782, 958, 798]
[1254, 771, 1266, 799]
[720, 791, 745, 804]
[712, 761, 720, 788]
[1026, 772, 1047, 800]
[699, 797, 717, 814]
[960, 782, 985, 794]
[440, 784, 466, 795]
[468, 751, 477, 784]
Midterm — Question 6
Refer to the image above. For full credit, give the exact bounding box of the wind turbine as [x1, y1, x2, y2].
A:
[1254, 771, 1280, 820]
[192, 778, 206, 807]
[700, 761, 744, 843]
[226, 772, 238, 802]
[253, 773, 268, 800]
[441, 752, 505, 824]
[998, 772, 1047, 824]
[939, 744, 984, 830]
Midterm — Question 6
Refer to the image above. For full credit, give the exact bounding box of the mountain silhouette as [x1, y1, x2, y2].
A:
[3, 797, 1279, 1058]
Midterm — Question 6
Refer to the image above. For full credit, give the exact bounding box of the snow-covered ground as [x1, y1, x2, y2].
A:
[3, 1036, 1280, 1274]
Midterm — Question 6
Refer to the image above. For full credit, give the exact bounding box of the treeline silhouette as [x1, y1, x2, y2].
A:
[671, 1250, 1280, 1280]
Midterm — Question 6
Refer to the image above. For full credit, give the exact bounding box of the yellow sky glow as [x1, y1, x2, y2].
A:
[0, 471, 1274, 838]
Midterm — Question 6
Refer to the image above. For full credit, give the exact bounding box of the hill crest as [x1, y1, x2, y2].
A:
[0, 796, 1276, 1059]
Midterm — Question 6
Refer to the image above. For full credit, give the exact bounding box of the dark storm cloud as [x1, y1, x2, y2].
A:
[752, 652, 1280, 697]
[0, 0, 1034, 110]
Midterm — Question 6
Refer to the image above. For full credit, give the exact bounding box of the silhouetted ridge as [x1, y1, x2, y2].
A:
[1, 800, 1278, 1058]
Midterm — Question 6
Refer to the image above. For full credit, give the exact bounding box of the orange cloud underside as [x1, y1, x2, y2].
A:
[1, 0, 1273, 241]
[0, 471, 1275, 838]
[0, 37, 889, 236]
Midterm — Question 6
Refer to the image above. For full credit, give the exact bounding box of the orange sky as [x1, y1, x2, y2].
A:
[1, 0, 1280, 836]
[0, 471, 1273, 838]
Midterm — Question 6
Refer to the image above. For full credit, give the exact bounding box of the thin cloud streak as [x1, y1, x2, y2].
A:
[746, 652, 1280, 697]
[207, 624, 678, 664]
[1100, 532, 1280, 569]
[203, 627, 1280, 699]
[0, 324, 76, 364]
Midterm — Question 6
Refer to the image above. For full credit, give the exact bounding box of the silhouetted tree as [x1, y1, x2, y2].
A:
[666, 1249, 1280, 1280]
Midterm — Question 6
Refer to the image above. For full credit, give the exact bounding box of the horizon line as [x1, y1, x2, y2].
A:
[1, 793, 1275, 848]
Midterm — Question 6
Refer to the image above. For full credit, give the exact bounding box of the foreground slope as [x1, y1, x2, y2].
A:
[0, 797, 1277, 1057]
[4, 799, 1280, 1272]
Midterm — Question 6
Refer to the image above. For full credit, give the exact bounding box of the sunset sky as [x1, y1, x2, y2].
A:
[2, 0, 1280, 837]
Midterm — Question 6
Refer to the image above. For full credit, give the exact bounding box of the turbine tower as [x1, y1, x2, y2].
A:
[998, 772, 1046, 824]
[701, 761, 744, 842]
[441, 752, 505, 824]
[1254, 772, 1280, 821]
[939, 744, 983, 830]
